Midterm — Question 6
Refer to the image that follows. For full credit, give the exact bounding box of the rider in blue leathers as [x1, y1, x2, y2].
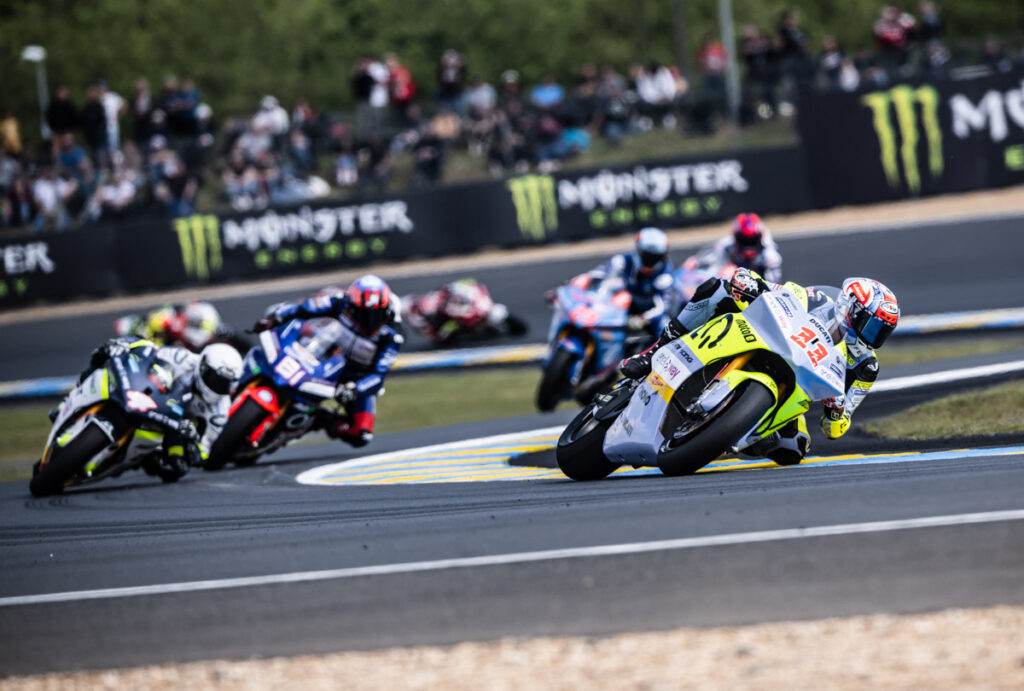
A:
[582, 227, 675, 339]
[253, 274, 402, 448]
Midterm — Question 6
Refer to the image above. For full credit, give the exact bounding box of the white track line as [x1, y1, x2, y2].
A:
[3, 508, 1022, 607]
[872, 359, 1024, 392]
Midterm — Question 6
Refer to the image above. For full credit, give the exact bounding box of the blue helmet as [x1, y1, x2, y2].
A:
[634, 227, 668, 275]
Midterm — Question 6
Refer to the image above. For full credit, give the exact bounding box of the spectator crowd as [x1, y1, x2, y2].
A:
[2, 2, 1022, 233]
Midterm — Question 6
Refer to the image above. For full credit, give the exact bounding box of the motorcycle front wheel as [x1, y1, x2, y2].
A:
[557, 404, 620, 481]
[657, 381, 774, 477]
[536, 348, 577, 412]
[30, 424, 111, 497]
[206, 399, 268, 470]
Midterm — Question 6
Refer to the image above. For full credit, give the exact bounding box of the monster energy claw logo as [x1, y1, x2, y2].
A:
[506, 174, 558, 241]
[862, 85, 943, 194]
[174, 214, 223, 281]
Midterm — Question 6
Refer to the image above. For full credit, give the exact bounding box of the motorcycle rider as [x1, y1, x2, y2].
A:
[405, 278, 519, 344]
[253, 274, 402, 449]
[619, 268, 900, 465]
[62, 338, 244, 481]
[554, 227, 674, 401]
[690, 213, 783, 283]
[576, 227, 675, 340]
[116, 300, 229, 352]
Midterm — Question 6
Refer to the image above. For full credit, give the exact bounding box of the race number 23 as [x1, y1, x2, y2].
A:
[790, 327, 828, 366]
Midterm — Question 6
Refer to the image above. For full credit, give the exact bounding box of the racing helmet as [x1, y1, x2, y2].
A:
[837, 278, 900, 349]
[182, 301, 223, 351]
[195, 343, 243, 404]
[634, 227, 668, 275]
[731, 213, 766, 266]
[345, 274, 393, 336]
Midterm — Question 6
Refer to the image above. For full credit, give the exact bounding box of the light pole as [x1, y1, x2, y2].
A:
[716, 0, 741, 124]
[20, 45, 51, 142]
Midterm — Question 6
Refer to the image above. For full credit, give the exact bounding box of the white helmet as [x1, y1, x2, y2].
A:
[195, 343, 243, 404]
[634, 227, 668, 275]
[182, 301, 223, 351]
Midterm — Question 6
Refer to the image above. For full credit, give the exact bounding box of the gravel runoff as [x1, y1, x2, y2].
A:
[5, 605, 1024, 689]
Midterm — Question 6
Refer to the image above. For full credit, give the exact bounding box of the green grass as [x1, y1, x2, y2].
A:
[864, 380, 1024, 440]
[879, 338, 1024, 367]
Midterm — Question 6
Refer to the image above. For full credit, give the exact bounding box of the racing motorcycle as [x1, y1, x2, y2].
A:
[401, 279, 528, 346]
[556, 286, 845, 480]
[205, 317, 359, 469]
[113, 301, 255, 354]
[30, 344, 194, 496]
[537, 276, 647, 412]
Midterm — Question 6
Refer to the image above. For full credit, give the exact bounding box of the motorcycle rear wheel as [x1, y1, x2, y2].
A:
[657, 381, 774, 477]
[536, 349, 576, 412]
[30, 425, 111, 497]
[206, 399, 267, 470]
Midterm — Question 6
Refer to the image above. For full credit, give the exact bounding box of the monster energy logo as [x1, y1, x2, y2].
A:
[506, 174, 558, 241]
[174, 214, 223, 281]
[861, 85, 943, 194]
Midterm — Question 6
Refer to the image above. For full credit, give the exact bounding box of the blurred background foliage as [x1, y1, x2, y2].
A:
[0, 0, 1019, 132]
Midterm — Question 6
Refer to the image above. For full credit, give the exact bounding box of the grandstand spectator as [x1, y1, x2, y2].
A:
[566, 62, 601, 131]
[529, 74, 565, 112]
[436, 49, 467, 114]
[818, 35, 845, 90]
[45, 86, 79, 153]
[79, 85, 108, 170]
[412, 116, 446, 186]
[981, 38, 1013, 73]
[222, 146, 263, 211]
[3, 168, 34, 229]
[635, 62, 679, 129]
[741, 26, 780, 114]
[874, 5, 917, 79]
[697, 33, 728, 116]
[97, 79, 127, 164]
[464, 74, 498, 154]
[251, 95, 290, 155]
[351, 56, 389, 136]
[31, 165, 72, 232]
[917, 2, 943, 44]
[87, 168, 137, 222]
[0, 108, 22, 158]
[148, 135, 197, 217]
[171, 76, 201, 136]
[838, 58, 862, 91]
[385, 53, 417, 125]
[129, 78, 153, 148]
[356, 129, 393, 196]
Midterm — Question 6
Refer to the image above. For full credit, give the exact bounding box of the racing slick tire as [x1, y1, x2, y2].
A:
[657, 381, 774, 477]
[206, 399, 267, 470]
[30, 425, 110, 497]
[536, 348, 576, 413]
[556, 382, 633, 480]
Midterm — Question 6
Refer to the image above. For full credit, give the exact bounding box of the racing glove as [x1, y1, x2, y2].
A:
[821, 396, 851, 439]
[252, 316, 278, 333]
[334, 382, 358, 406]
[728, 268, 770, 305]
[626, 315, 648, 332]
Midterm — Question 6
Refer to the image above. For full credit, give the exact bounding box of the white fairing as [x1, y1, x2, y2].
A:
[743, 291, 845, 400]
[602, 290, 843, 466]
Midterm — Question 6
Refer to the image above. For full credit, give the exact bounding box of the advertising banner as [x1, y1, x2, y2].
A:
[0, 145, 809, 307]
[798, 70, 1024, 207]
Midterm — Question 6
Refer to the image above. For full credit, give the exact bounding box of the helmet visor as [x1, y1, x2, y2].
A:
[355, 308, 386, 335]
[200, 360, 234, 396]
[638, 250, 664, 269]
[849, 303, 896, 349]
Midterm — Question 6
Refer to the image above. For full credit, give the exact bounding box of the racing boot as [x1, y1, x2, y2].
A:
[751, 416, 810, 466]
[619, 318, 685, 380]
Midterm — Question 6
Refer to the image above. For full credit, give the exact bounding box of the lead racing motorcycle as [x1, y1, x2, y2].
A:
[30, 345, 194, 496]
[556, 287, 845, 480]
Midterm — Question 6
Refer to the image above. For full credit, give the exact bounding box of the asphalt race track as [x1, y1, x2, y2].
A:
[1, 214, 1023, 677]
